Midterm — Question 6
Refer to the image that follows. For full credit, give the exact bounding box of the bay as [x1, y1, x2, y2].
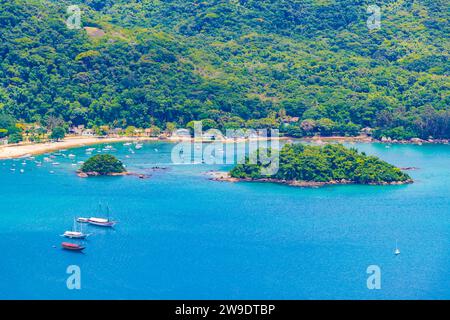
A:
[0, 141, 448, 299]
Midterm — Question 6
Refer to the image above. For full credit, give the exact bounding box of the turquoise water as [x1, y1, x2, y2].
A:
[0, 141, 448, 299]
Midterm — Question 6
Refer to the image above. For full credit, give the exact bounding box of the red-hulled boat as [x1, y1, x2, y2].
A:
[62, 242, 85, 251]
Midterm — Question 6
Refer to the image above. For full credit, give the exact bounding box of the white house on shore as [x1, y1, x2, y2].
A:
[82, 129, 95, 136]
[361, 127, 373, 136]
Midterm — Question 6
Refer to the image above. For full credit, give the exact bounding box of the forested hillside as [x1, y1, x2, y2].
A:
[0, 0, 448, 139]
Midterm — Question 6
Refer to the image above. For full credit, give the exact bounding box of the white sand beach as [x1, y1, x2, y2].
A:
[0, 135, 289, 159]
[0, 136, 154, 159]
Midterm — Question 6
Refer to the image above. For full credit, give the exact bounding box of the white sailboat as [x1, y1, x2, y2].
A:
[62, 219, 90, 239]
[394, 240, 401, 255]
[88, 205, 117, 227]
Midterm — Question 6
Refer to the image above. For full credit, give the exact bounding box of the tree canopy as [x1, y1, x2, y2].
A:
[50, 126, 66, 141]
[81, 154, 126, 175]
[0, 0, 448, 139]
[230, 143, 412, 184]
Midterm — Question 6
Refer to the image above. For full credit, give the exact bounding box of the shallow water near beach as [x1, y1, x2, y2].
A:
[0, 141, 448, 299]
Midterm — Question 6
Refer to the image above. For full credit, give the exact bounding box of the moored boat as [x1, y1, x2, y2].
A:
[61, 242, 85, 251]
[62, 231, 88, 239]
[76, 217, 89, 223]
[87, 205, 117, 227]
[394, 240, 401, 256]
[62, 219, 90, 239]
[88, 217, 116, 227]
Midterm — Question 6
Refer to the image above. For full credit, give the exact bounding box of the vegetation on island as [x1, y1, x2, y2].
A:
[230, 144, 412, 185]
[81, 154, 126, 175]
[0, 0, 448, 143]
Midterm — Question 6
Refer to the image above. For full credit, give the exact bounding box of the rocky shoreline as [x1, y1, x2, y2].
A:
[207, 171, 414, 188]
[377, 137, 449, 145]
[298, 135, 449, 145]
[77, 170, 150, 179]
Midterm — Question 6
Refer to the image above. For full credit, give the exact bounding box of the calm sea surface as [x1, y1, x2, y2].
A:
[0, 141, 448, 299]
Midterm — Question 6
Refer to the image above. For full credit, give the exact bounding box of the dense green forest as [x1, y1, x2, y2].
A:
[230, 143, 412, 184]
[81, 154, 126, 175]
[0, 0, 448, 139]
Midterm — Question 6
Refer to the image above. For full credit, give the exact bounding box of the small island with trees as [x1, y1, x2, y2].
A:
[78, 154, 127, 177]
[212, 144, 413, 187]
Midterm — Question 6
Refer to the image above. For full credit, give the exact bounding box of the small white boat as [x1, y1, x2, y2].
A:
[135, 143, 143, 150]
[62, 219, 90, 239]
[76, 217, 89, 223]
[394, 240, 401, 256]
[123, 142, 132, 146]
[52, 162, 60, 166]
[68, 154, 76, 159]
[62, 231, 87, 239]
[20, 169, 24, 174]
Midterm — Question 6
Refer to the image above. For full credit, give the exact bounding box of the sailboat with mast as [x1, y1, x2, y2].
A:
[62, 219, 90, 239]
[88, 204, 117, 227]
[394, 240, 401, 256]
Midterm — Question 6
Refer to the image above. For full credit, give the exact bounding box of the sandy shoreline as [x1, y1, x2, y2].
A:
[0, 136, 288, 159]
[0, 136, 156, 159]
[0, 133, 446, 160]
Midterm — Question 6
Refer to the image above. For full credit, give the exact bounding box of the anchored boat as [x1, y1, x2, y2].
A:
[61, 242, 85, 251]
[62, 219, 90, 239]
[394, 240, 401, 256]
[88, 217, 116, 227]
[87, 205, 117, 227]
